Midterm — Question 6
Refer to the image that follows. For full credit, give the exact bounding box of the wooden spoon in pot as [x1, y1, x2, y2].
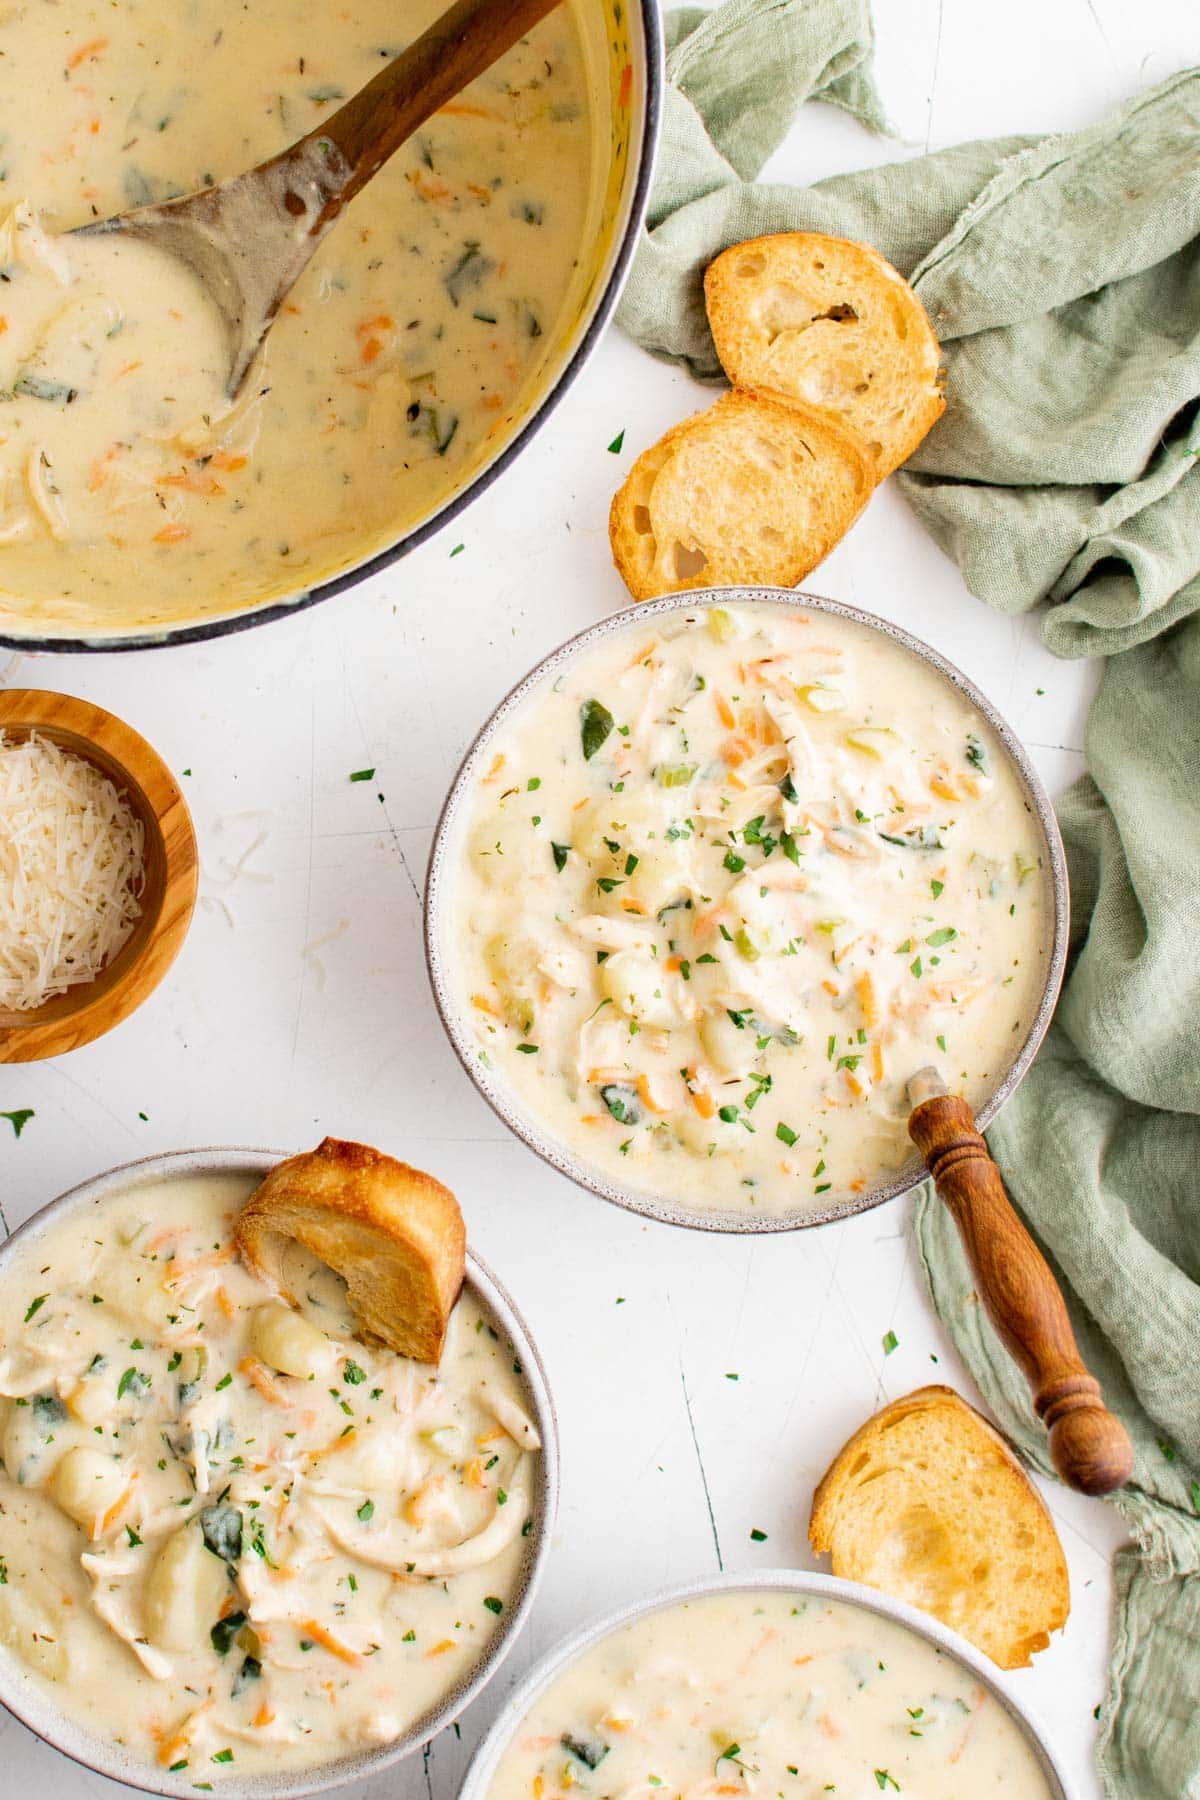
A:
[907, 1066, 1133, 1497]
[74, 0, 563, 397]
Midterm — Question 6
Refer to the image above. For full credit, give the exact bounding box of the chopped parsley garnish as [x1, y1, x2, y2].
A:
[23, 1294, 47, 1322]
[607, 429, 625, 454]
[126, 1524, 142, 1547]
[483, 1595, 504, 1614]
[516, 1042, 538, 1054]
[882, 1330, 899, 1355]
[552, 841, 570, 872]
[1, 1109, 34, 1138]
[776, 1121, 798, 1146]
[930, 878, 944, 899]
[215, 1372, 233, 1390]
[117, 1366, 150, 1400]
[750, 1527, 768, 1541]
[343, 1360, 366, 1385]
[357, 1499, 375, 1523]
[349, 768, 375, 782]
[925, 927, 957, 948]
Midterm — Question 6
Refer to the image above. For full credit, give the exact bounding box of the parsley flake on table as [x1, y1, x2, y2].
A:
[882, 1330, 899, 1355]
[1, 1109, 34, 1138]
[607, 429, 625, 454]
[349, 768, 375, 782]
[750, 1527, 768, 1541]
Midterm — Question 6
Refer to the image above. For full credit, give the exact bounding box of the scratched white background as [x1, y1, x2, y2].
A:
[2, 2, 1197, 1795]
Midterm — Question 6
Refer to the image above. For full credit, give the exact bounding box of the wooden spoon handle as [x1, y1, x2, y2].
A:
[306, 0, 563, 219]
[908, 1093, 1133, 1496]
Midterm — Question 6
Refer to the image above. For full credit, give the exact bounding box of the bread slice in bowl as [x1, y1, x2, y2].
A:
[609, 389, 873, 600]
[236, 1137, 466, 1364]
[809, 1385, 1069, 1669]
[705, 232, 944, 477]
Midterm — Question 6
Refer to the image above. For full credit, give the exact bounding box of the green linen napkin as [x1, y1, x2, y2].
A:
[618, 7, 1200, 1795]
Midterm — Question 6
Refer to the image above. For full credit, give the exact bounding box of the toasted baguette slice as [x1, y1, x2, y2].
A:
[609, 390, 872, 600]
[705, 232, 944, 477]
[236, 1138, 466, 1364]
[809, 1386, 1068, 1670]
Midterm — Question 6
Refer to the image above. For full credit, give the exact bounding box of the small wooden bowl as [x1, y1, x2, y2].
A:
[0, 690, 197, 1062]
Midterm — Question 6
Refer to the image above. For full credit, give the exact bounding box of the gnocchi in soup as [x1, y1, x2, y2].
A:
[449, 602, 1050, 1216]
[0, 0, 597, 637]
[0, 1171, 541, 1778]
[486, 1588, 1056, 1798]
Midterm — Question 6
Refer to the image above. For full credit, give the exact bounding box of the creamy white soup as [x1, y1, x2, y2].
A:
[0, 1171, 541, 1778]
[0, 0, 601, 637]
[449, 604, 1049, 1216]
[487, 1589, 1055, 1799]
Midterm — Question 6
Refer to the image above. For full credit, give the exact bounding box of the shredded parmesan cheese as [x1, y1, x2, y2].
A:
[0, 730, 145, 1009]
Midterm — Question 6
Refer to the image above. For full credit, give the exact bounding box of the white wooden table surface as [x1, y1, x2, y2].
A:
[2, 2, 1195, 1795]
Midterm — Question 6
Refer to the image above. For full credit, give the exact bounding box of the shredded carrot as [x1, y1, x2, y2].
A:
[0, 318, 8, 336]
[871, 1039, 885, 1084]
[618, 61, 633, 108]
[664, 954, 683, 973]
[438, 100, 504, 119]
[533, 1777, 546, 1800]
[843, 1069, 865, 1099]
[307, 1427, 356, 1461]
[161, 468, 226, 497]
[238, 1355, 293, 1406]
[302, 1620, 362, 1666]
[426, 1638, 457, 1658]
[471, 992, 499, 1017]
[482, 752, 505, 782]
[218, 1592, 239, 1620]
[66, 35, 107, 69]
[714, 692, 736, 729]
[857, 971, 879, 1028]
[210, 450, 248, 472]
[475, 1427, 505, 1447]
[463, 1457, 486, 1489]
[821, 979, 839, 997]
[153, 522, 191, 545]
[253, 1701, 275, 1728]
[721, 735, 753, 767]
[408, 169, 455, 205]
[636, 1073, 668, 1115]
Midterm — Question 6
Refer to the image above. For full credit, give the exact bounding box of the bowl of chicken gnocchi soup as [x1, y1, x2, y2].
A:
[0, 1148, 557, 1796]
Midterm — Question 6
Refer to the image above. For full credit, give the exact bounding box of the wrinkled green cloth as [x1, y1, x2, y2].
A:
[618, 7, 1200, 1796]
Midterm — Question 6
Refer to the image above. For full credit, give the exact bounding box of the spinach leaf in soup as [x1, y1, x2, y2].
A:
[199, 1500, 243, 1565]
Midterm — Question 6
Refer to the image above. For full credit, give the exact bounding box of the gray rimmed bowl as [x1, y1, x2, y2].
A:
[425, 587, 1069, 1234]
[458, 1570, 1076, 1800]
[0, 1147, 559, 1799]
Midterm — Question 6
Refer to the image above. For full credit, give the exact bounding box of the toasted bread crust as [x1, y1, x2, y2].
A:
[809, 1385, 1069, 1670]
[609, 389, 873, 601]
[236, 1137, 466, 1364]
[705, 231, 944, 476]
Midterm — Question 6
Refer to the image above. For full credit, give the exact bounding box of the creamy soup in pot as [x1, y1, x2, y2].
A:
[487, 1589, 1056, 1799]
[449, 603, 1050, 1216]
[0, 0, 599, 636]
[0, 1171, 542, 1778]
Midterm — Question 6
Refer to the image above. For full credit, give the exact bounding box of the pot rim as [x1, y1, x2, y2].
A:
[0, 0, 665, 655]
[455, 1567, 1077, 1800]
[424, 586, 1070, 1234]
[0, 1146, 560, 1800]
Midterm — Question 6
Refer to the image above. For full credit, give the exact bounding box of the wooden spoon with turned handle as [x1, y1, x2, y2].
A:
[907, 1067, 1133, 1497]
[74, 0, 563, 397]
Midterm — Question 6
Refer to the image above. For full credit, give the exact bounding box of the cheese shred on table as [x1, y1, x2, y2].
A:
[0, 731, 144, 1010]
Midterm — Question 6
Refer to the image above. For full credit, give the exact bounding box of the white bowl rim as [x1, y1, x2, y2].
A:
[457, 1566, 1077, 1800]
[425, 586, 1070, 1234]
[0, 1146, 560, 1800]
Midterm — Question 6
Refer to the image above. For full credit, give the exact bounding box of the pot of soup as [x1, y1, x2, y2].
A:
[0, 1148, 558, 1796]
[0, 0, 662, 651]
[426, 588, 1068, 1233]
[458, 1571, 1076, 1800]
